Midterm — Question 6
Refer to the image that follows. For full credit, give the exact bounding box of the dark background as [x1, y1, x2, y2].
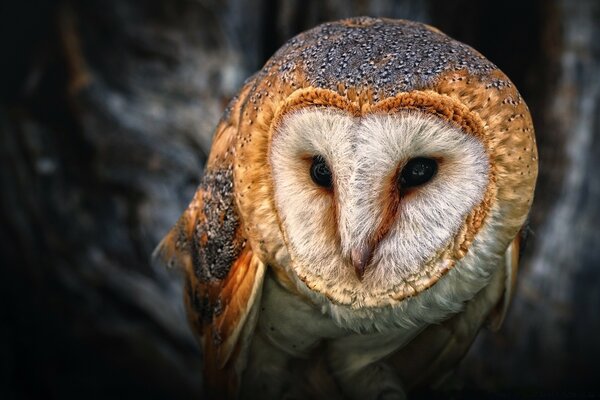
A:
[1, 0, 599, 398]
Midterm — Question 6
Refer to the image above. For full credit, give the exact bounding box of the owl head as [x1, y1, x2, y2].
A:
[217, 17, 537, 327]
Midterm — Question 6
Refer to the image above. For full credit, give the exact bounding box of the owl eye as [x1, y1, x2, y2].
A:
[310, 155, 333, 188]
[399, 157, 438, 189]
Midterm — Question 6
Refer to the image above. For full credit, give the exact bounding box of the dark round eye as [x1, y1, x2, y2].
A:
[310, 155, 333, 188]
[399, 157, 438, 189]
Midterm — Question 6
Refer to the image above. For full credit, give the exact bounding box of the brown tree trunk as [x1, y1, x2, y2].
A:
[1, 0, 598, 397]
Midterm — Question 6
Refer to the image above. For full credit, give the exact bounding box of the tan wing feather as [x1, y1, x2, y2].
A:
[487, 231, 522, 331]
[154, 82, 265, 399]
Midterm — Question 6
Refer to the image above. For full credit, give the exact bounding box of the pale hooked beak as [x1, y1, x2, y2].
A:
[351, 243, 374, 281]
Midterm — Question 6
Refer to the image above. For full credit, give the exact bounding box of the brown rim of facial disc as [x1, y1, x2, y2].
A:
[268, 87, 497, 304]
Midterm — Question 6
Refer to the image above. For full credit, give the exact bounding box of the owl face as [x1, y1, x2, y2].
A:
[270, 101, 491, 306]
[229, 18, 537, 313]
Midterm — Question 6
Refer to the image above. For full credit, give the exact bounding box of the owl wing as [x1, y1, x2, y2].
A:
[153, 84, 266, 398]
[487, 232, 522, 331]
[388, 231, 524, 390]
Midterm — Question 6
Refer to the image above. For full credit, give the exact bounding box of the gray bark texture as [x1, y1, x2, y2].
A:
[1, 0, 598, 398]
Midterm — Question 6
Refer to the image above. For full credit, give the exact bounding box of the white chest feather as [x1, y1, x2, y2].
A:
[256, 274, 423, 356]
[241, 274, 424, 399]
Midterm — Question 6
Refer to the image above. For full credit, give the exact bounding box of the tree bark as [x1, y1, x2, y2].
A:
[1, 0, 598, 397]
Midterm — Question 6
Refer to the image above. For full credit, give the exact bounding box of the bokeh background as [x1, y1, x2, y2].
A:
[1, 0, 599, 398]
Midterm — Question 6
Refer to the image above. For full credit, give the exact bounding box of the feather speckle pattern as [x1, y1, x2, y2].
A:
[272, 17, 498, 98]
[193, 167, 242, 282]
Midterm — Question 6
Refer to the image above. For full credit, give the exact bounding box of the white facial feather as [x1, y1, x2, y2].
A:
[351, 113, 489, 289]
[270, 108, 491, 322]
[271, 108, 355, 271]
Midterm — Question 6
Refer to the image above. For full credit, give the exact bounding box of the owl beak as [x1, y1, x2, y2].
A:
[351, 244, 373, 281]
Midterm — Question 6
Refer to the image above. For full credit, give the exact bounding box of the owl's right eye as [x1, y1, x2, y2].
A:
[310, 155, 333, 189]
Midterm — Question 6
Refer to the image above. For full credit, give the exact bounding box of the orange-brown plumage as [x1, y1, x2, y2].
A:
[155, 17, 537, 399]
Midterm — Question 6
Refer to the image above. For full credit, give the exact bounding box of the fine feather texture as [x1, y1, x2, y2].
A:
[271, 109, 490, 312]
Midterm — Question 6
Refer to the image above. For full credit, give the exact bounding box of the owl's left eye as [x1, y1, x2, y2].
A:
[310, 155, 333, 188]
[399, 157, 438, 189]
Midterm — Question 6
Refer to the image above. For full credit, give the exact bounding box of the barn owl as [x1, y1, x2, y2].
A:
[155, 17, 537, 399]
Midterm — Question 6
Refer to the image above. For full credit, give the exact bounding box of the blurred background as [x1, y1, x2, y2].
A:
[1, 0, 599, 398]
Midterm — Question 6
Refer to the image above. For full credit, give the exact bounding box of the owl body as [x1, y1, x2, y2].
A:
[156, 17, 537, 399]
